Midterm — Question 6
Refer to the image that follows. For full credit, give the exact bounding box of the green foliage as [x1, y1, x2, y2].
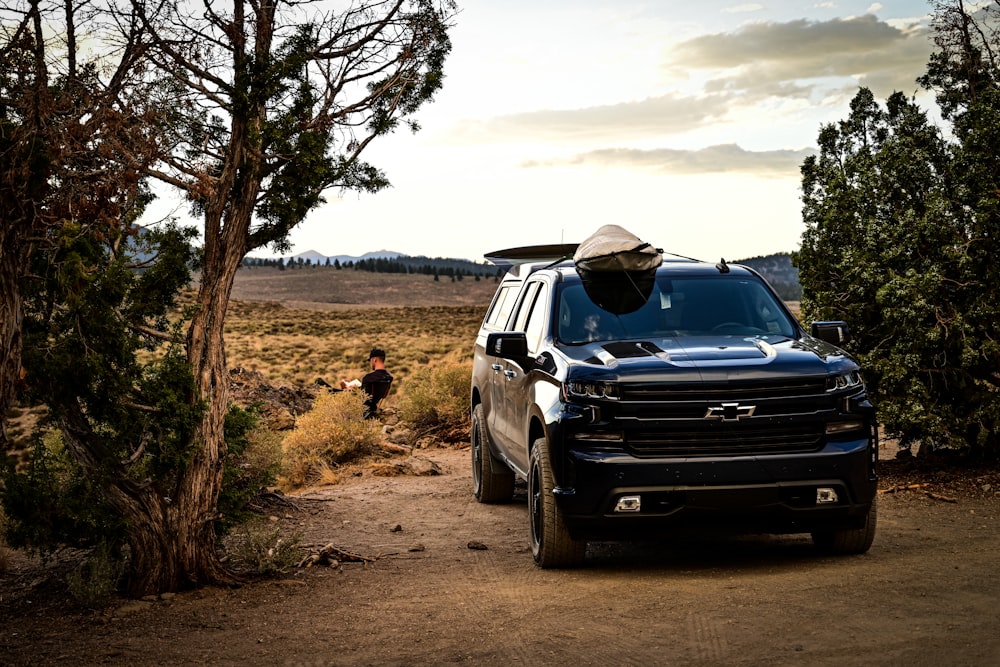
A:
[218, 405, 284, 533]
[1, 429, 125, 555]
[398, 361, 471, 439]
[1, 222, 204, 555]
[66, 541, 126, 609]
[796, 3, 1000, 458]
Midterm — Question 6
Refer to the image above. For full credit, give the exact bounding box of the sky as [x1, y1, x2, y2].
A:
[145, 0, 940, 264]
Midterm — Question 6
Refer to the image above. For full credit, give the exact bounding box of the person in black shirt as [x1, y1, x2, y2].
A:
[339, 347, 393, 419]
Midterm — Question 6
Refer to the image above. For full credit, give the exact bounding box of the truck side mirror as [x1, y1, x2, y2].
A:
[486, 332, 528, 359]
[811, 321, 851, 345]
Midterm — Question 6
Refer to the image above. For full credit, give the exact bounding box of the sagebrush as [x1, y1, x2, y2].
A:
[398, 361, 472, 441]
[65, 541, 125, 608]
[226, 519, 302, 576]
[281, 390, 383, 488]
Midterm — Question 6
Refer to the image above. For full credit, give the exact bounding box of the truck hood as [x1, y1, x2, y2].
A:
[558, 334, 856, 380]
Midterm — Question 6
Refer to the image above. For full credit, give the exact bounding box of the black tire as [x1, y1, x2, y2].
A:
[528, 437, 586, 567]
[471, 404, 514, 503]
[812, 496, 878, 554]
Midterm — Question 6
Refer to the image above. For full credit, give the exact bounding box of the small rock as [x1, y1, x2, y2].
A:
[159, 592, 176, 601]
[467, 541, 488, 551]
[390, 524, 403, 533]
[115, 601, 153, 615]
[408, 456, 442, 476]
[408, 543, 425, 552]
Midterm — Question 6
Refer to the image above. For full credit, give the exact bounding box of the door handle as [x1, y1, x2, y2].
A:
[504, 370, 516, 379]
[491, 364, 503, 372]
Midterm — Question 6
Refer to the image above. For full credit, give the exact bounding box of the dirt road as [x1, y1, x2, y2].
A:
[2, 446, 999, 666]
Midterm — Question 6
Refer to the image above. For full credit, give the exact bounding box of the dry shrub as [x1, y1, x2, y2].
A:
[0, 512, 9, 574]
[398, 360, 472, 440]
[66, 542, 125, 609]
[226, 519, 302, 576]
[281, 390, 382, 488]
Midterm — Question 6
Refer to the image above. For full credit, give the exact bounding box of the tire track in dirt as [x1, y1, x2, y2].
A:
[447, 496, 537, 664]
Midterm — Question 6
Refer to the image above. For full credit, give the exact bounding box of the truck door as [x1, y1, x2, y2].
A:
[499, 280, 549, 473]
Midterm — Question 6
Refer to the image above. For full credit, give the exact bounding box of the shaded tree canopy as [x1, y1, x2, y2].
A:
[796, 1, 1000, 457]
[2, 0, 457, 598]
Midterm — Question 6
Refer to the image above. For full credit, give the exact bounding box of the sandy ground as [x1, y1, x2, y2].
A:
[2, 443, 1000, 666]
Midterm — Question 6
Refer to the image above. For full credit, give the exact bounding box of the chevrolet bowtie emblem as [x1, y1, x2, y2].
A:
[705, 403, 756, 421]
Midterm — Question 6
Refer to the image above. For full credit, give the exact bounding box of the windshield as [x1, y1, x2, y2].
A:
[556, 274, 798, 344]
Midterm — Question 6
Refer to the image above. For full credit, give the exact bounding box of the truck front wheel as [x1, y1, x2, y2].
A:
[812, 497, 878, 554]
[528, 438, 585, 567]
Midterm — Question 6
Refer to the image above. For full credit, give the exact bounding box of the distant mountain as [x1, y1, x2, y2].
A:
[734, 252, 801, 301]
[244, 249, 498, 277]
[288, 249, 405, 266]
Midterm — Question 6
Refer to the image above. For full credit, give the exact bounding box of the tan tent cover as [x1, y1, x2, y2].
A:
[573, 224, 662, 272]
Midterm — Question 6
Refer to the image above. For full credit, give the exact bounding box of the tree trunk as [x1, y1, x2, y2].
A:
[0, 234, 27, 449]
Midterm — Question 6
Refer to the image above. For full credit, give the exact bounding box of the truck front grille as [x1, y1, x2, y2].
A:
[581, 378, 852, 457]
[626, 422, 824, 457]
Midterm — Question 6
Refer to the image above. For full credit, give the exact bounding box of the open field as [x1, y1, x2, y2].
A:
[226, 265, 499, 310]
[220, 268, 496, 388]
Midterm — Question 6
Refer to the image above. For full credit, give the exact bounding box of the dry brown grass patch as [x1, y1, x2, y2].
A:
[280, 390, 383, 489]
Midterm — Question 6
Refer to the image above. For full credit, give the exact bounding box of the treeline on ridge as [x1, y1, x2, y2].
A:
[242, 255, 503, 280]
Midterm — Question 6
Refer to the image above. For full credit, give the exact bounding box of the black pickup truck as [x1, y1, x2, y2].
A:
[470, 248, 877, 567]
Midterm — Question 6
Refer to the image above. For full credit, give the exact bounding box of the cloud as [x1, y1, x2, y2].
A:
[445, 14, 932, 145]
[670, 14, 933, 96]
[523, 144, 816, 177]
[449, 92, 736, 143]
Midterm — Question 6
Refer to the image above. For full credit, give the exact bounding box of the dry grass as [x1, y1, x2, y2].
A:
[398, 361, 473, 440]
[226, 266, 499, 310]
[223, 301, 487, 388]
[280, 390, 386, 488]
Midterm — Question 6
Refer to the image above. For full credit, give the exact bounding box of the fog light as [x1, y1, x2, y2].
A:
[816, 488, 839, 504]
[615, 495, 641, 513]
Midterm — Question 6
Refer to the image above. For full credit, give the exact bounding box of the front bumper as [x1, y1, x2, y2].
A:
[552, 436, 877, 540]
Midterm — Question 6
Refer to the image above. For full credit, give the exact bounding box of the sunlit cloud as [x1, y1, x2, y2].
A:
[523, 144, 816, 177]
[449, 92, 735, 142]
[447, 14, 932, 145]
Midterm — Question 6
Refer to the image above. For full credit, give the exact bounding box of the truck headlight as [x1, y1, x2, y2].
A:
[826, 371, 864, 392]
[565, 381, 620, 400]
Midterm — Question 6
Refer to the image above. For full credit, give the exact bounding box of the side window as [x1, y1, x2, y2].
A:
[523, 284, 550, 354]
[484, 284, 518, 330]
[511, 282, 541, 332]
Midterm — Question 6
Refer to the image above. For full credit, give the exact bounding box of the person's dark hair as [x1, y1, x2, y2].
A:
[369, 347, 386, 361]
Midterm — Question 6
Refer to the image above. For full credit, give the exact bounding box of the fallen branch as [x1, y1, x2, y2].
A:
[298, 543, 378, 568]
[879, 483, 929, 494]
[879, 483, 958, 503]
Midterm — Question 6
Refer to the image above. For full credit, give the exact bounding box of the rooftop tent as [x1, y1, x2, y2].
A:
[574, 225, 662, 315]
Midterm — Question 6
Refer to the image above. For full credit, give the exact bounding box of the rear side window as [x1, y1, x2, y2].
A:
[484, 284, 519, 330]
